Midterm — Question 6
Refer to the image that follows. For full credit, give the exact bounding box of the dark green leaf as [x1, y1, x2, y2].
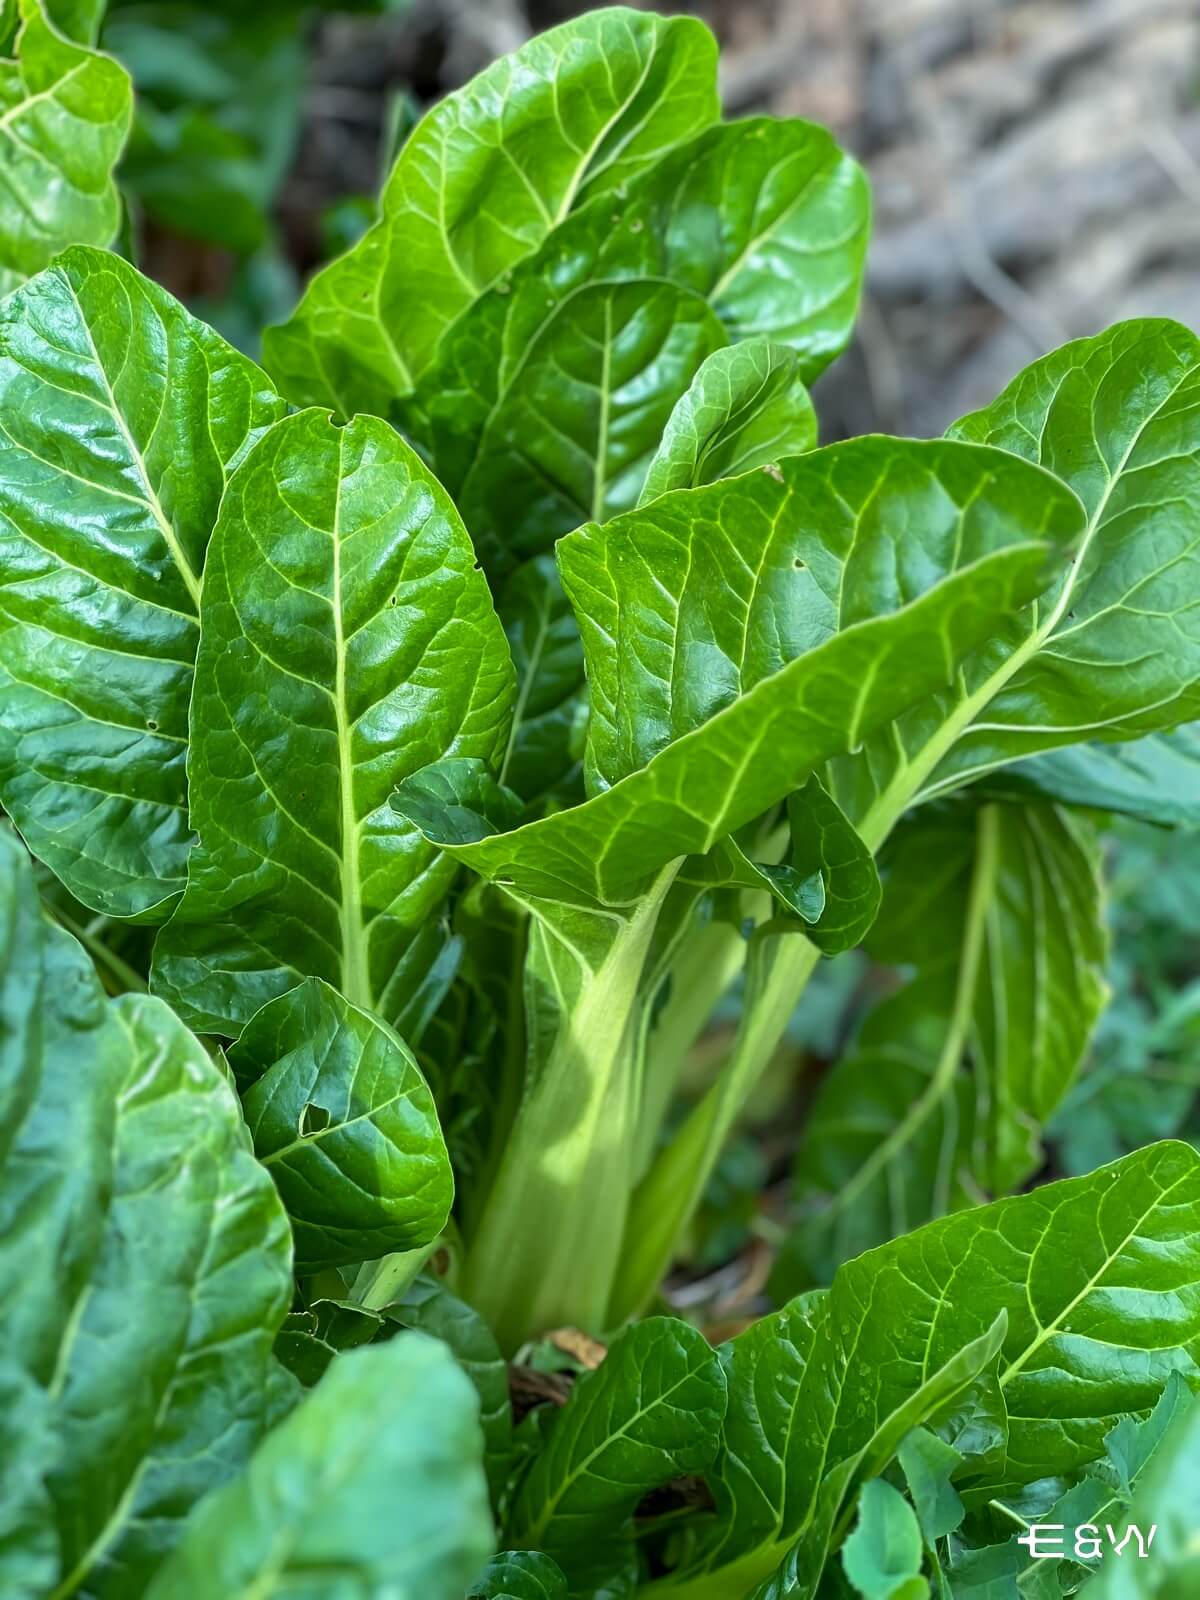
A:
[150, 408, 514, 1037]
[470, 1551, 569, 1600]
[228, 977, 452, 1271]
[264, 6, 719, 413]
[505, 1317, 726, 1585]
[497, 555, 586, 809]
[0, 248, 286, 920]
[144, 1335, 494, 1600]
[640, 340, 817, 504]
[0, 830, 293, 1596]
[0, 0, 130, 294]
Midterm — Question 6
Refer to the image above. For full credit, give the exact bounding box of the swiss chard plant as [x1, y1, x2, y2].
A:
[2, 6, 1200, 1599]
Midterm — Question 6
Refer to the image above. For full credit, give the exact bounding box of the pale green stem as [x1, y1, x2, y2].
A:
[460, 863, 679, 1352]
[610, 931, 821, 1326]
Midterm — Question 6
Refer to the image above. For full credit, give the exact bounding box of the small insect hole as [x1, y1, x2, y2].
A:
[300, 1102, 331, 1137]
[793, 558, 806, 570]
[146, 718, 158, 731]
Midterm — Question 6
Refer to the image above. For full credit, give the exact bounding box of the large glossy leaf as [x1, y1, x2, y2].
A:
[145, 1335, 494, 1600]
[993, 723, 1200, 828]
[455, 277, 728, 581]
[0, 0, 130, 296]
[150, 407, 514, 1037]
[497, 554, 585, 809]
[414, 115, 867, 506]
[227, 976, 452, 1272]
[832, 321, 1200, 841]
[505, 1317, 726, 1587]
[0, 829, 293, 1597]
[263, 6, 718, 414]
[0, 248, 287, 919]
[640, 339, 817, 504]
[776, 798, 1108, 1288]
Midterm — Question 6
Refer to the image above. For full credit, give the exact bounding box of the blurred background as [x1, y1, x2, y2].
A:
[94, 0, 1200, 1301]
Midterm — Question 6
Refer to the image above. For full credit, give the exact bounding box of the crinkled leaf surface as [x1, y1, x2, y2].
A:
[150, 407, 514, 1037]
[228, 976, 452, 1271]
[640, 339, 817, 504]
[0, 249, 286, 919]
[455, 276, 727, 580]
[145, 1335, 493, 1600]
[776, 798, 1108, 1288]
[263, 6, 718, 414]
[415, 115, 867, 505]
[505, 1317, 726, 1587]
[833, 321, 1200, 839]
[0, 830, 293, 1598]
[0, 0, 130, 295]
[397, 440, 1083, 909]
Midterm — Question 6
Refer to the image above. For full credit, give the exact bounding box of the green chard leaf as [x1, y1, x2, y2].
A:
[990, 722, 1200, 828]
[639, 339, 817, 504]
[775, 797, 1108, 1289]
[504, 1317, 727, 1590]
[469, 1551, 569, 1600]
[0, 829, 294, 1596]
[831, 319, 1200, 838]
[840, 1479, 927, 1600]
[0, 0, 131, 295]
[413, 114, 867, 553]
[0, 249, 287, 919]
[150, 407, 515, 1038]
[654, 1142, 1200, 1600]
[497, 553, 586, 810]
[263, 5, 719, 415]
[144, 1335, 494, 1600]
[226, 977, 452, 1272]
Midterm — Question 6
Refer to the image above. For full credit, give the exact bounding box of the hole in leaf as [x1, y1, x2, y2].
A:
[793, 558, 806, 570]
[300, 1102, 331, 1137]
[146, 718, 159, 730]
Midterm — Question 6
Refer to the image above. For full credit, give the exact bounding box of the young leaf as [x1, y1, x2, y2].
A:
[263, 6, 719, 414]
[776, 799, 1108, 1287]
[417, 115, 868, 509]
[0, 830, 293, 1596]
[840, 1479, 926, 1600]
[505, 1317, 727, 1587]
[144, 1335, 494, 1600]
[454, 277, 728, 581]
[0, 0, 131, 295]
[227, 977, 452, 1272]
[897, 1428, 965, 1544]
[0, 249, 287, 920]
[469, 1551, 569, 1600]
[639, 340, 817, 504]
[150, 408, 515, 1037]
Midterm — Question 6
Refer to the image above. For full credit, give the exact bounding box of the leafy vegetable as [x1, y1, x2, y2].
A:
[0, 0, 131, 296]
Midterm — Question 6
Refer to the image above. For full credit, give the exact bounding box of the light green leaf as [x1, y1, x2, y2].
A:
[898, 1428, 965, 1544]
[640, 340, 817, 504]
[150, 407, 514, 1037]
[0, 0, 130, 294]
[505, 1317, 726, 1587]
[456, 277, 728, 581]
[1082, 1390, 1200, 1598]
[0, 248, 287, 919]
[0, 830, 293, 1597]
[992, 723, 1200, 828]
[145, 1335, 494, 1600]
[384, 1271, 513, 1499]
[415, 115, 867, 503]
[834, 321, 1200, 842]
[469, 1552, 569, 1600]
[263, 6, 718, 414]
[841, 1480, 927, 1600]
[776, 798, 1108, 1287]
[0, 0, 105, 48]
[227, 977, 452, 1271]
